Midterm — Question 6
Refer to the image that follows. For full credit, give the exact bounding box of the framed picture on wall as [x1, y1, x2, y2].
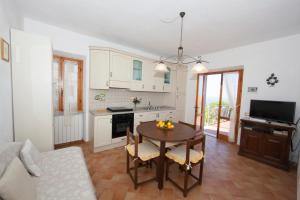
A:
[0, 38, 9, 62]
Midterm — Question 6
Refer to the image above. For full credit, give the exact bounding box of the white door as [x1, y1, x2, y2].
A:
[90, 49, 110, 89]
[11, 29, 54, 151]
[94, 116, 112, 147]
[109, 51, 132, 88]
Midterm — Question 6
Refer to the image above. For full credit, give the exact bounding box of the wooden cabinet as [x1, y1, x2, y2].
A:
[240, 129, 261, 156]
[94, 115, 112, 148]
[261, 134, 288, 163]
[239, 119, 295, 170]
[90, 49, 110, 89]
[109, 51, 132, 88]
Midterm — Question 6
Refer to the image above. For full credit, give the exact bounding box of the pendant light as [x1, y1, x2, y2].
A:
[191, 60, 209, 74]
[155, 12, 209, 73]
[154, 61, 169, 72]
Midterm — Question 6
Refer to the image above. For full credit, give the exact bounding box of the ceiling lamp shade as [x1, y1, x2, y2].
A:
[155, 61, 169, 72]
[191, 61, 208, 74]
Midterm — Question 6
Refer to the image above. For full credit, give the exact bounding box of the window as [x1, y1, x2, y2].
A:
[53, 56, 83, 112]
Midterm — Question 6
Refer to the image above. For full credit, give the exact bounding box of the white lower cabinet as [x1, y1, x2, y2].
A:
[133, 110, 176, 134]
[94, 115, 112, 148]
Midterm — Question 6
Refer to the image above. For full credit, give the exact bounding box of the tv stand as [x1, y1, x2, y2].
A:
[239, 118, 296, 170]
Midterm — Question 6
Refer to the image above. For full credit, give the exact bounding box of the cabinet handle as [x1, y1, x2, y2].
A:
[110, 119, 112, 123]
[142, 84, 144, 89]
[110, 72, 112, 77]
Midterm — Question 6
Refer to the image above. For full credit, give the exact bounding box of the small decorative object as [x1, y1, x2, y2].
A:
[0, 38, 9, 62]
[131, 97, 141, 109]
[95, 93, 106, 101]
[156, 120, 174, 130]
[266, 73, 279, 87]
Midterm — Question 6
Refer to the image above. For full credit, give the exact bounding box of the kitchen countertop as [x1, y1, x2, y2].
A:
[90, 106, 176, 116]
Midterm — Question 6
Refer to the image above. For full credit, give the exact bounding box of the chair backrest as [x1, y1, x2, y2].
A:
[220, 107, 232, 120]
[185, 133, 206, 165]
[178, 121, 196, 130]
[126, 128, 139, 157]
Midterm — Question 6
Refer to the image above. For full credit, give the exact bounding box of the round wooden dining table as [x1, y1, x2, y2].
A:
[136, 121, 197, 190]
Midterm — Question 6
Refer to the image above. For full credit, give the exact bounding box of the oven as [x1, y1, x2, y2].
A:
[112, 113, 134, 139]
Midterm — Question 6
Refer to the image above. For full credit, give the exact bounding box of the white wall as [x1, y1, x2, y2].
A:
[23, 18, 160, 141]
[0, 0, 23, 142]
[185, 34, 300, 161]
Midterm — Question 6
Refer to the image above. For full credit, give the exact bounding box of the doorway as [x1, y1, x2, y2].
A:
[194, 69, 243, 143]
[52, 55, 84, 147]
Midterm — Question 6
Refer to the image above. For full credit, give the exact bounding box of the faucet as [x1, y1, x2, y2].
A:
[147, 101, 152, 110]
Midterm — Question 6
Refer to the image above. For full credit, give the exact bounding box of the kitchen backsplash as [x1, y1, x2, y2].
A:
[89, 88, 167, 110]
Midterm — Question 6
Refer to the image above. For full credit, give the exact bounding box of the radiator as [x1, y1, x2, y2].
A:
[54, 113, 84, 144]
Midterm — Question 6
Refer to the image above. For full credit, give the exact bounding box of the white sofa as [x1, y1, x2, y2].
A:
[0, 142, 97, 200]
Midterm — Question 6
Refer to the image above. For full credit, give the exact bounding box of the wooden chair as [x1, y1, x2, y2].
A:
[165, 132, 206, 197]
[178, 121, 197, 130]
[126, 128, 159, 189]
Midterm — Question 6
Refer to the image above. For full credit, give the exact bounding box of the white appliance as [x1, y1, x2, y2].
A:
[11, 29, 54, 151]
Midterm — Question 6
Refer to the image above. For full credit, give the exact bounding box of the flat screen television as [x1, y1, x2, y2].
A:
[250, 100, 296, 124]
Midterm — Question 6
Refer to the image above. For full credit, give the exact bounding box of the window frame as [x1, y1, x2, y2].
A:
[53, 55, 83, 112]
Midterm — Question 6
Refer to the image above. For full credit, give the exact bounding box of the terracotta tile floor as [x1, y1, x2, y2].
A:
[69, 137, 297, 200]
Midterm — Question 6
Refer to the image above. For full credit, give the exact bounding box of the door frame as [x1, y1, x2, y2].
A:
[194, 68, 244, 144]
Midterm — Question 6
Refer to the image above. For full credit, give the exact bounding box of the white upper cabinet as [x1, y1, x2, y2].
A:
[142, 59, 154, 91]
[89, 47, 175, 92]
[142, 59, 164, 92]
[90, 49, 110, 89]
[109, 51, 132, 88]
[130, 58, 145, 91]
[153, 70, 164, 92]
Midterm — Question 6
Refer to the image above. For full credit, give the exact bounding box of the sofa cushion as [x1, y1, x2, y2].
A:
[36, 147, 96, 200]
[0, 157, 37, 200]
[0, 142, 23, 178]
[20, 139, 41, 177]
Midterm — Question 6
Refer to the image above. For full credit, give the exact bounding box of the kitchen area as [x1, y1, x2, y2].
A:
[89, 47, 187, 152]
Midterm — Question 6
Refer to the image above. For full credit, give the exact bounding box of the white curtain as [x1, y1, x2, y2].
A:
[223, 72, 238, 142]
[63, 61, 78, 126]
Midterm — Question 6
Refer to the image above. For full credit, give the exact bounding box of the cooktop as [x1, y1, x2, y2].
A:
[106, 107, 133, 112]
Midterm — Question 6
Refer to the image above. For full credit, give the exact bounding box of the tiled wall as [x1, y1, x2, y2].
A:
[89, 88, 167, 110]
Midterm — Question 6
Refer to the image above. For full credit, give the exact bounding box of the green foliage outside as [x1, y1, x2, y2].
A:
[205, 101, 230, 125]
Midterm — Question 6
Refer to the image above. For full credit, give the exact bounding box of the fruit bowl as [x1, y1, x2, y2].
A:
[156, 120, 174, 130]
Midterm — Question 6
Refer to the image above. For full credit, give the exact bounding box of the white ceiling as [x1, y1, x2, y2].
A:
[15, 0, 300, 56]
